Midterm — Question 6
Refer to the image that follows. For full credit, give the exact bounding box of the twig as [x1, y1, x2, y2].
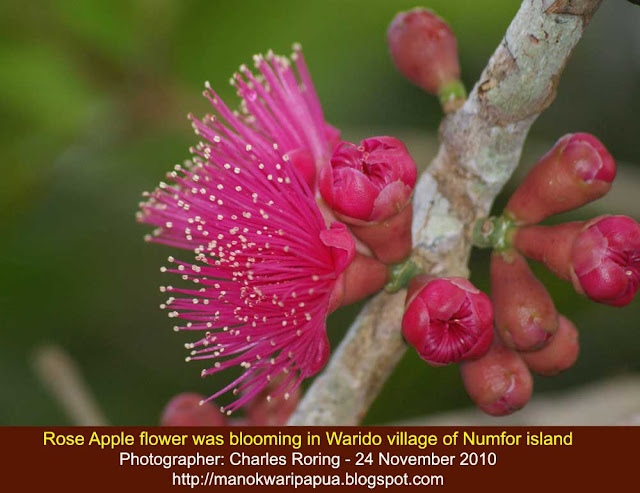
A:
[32, 343, 109, 426]
[289, 0, 603, 425]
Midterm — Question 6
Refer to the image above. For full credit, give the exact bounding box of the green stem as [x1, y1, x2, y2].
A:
[472, 215, 516, 251]
[438, 79, 467, 113]
[385, 257, 423, 293]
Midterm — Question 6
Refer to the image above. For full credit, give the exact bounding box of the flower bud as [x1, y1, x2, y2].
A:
[570, 216, 640, 306]
[328, 253, 389, 311]
[505, 133, 616, 225]
[319, 137, 417, 264]
[160, 393, 227, 426]
[320, 137, 416, 222]
[491, 250, 558, 351]
[349, 206, 413, 265]
[387, 8, 465, 111]
[521, 315, 579, 376]
[514, 216, 640, 306]
[340, 253, 389, 307]
[460, 339, 533, 416]
[321, 223, 387, 312]
[402, 276, 494, 366]
[513, 221, 585, 280]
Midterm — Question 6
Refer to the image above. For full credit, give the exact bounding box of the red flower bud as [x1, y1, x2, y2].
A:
[340, 253, 389, 307]
[387, 8, 461, 99]
[521, 315, 579, 376]
[319, 136, 417, 264]
[513, 221, 585, 280]
[320, 137, 416, 222]
[160, 393, 227, 426]
[491, 250, 557, 351]
[402, 276, 494, 366]
[570, 216, 640, 307]
[460, 340, 533, 416]
[347, 205, 413, 264]
[506, 133, 615, 225]
[328, 253, 389, 311]
[515, 216, 640, 306]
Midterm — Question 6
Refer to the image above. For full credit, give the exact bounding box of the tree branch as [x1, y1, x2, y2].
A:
[289, 0, 602, 426]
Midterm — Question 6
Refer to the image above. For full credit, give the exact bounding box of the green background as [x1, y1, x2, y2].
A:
[1, 0, 639, 425]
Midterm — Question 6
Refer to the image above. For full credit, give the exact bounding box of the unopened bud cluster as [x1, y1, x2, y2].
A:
[464, 133, 639, 416]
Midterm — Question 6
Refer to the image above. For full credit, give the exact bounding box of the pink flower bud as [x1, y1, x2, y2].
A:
[319, 137, 416, 222]
[491, 250, 557, 352]
[460, 339, 533, 416]
[347, 205, 413, 264]
[515, 216, 640, 306]
[402, 276, 494, 366]
[513, 221, 585, 280]
[521, 315, 579, 376]
[387, 8, 464, 110]
[160, 393, 228, 426]
[319, 136, 416, 264]
[570, 216, 640, 306]
[506, 133, 616, 225]
[340, 253, 389, 307]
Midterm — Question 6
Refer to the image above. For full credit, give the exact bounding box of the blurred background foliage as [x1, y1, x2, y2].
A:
[1, 0, 639, 425]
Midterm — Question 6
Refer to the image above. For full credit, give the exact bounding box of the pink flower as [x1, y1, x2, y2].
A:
[402, 276, 494, 366]
[198, 45, 339, 189]
[387, 8, 464, 111]
[570, 216, 640, 307]
[138, 48, 356, 414]
[244, 374, 301, 426]
[319, 137, 417, 223]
